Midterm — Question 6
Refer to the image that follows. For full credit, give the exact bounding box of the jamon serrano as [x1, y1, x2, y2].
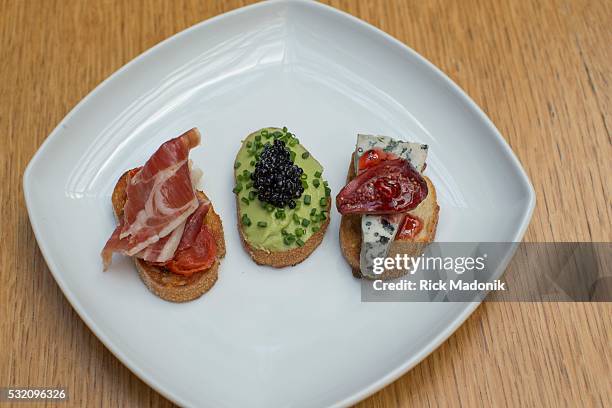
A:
[102, 128, 216, 274]
[136, 221, 186, 263]
[120, 128, 201, 253]
[101, 167, 188, 266]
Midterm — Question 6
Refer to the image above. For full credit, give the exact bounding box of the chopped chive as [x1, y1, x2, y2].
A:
[314, 171, 322, 178]
[241, 214, 251, 226]
[310, 208, 317, 216]
[284, 234, 295, 245]
[273, 131, 282, 138]
[257, 221, 267, 228]
[303, 195, 311, 205]
[288, 138, 298, 147]
[266, 204, 274, 212]
[248, 191, 256, 200]
[233, 184, 243, 194]
[312, 226, 320, 233]
[255, 134, 261, 141]
[300, 173, 307, 180]
[301, 180, 308, 189]
[320, 197, 327, 207]
[325, 186, 331, 197]
[319, 212, 327, 221]
[282, 126, 288, 133]
[296, 238, 305, 247]
[295, 228, 304, 237]
[294, 200, 301, 209]
[281, 228, 288, 236]
[241, 197, 250, 205]
[234, 161, 241, 169]
[275, 210, 285, 219]
[290, 151, 296, 162]
[301, 218, 310, 227]
[293, 213, 300, 224]
[246, 141, 253, 148]
[246, 181, 253, 189]
[261, 129, 268, 137]
[242, 169, 250, 177]
[313, 179, 320, 188]
[301, 152, 310, 159]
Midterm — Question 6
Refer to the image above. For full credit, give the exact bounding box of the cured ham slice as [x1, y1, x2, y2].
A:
[136, 221, 186, 263]
[102, 128, 203, 269]
[122, 129, 199, 252]
[136, 194, 211, 264]
[101, 196, 216, 272]
[101, 219, 131, 269]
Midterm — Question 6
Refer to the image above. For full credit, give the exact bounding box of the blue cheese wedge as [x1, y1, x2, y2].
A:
[355, 134, 428, 278]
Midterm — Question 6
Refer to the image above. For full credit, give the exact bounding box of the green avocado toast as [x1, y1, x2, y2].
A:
[234, 127, 331, 267]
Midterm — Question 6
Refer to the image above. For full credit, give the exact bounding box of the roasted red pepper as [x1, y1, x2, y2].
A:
[336, 158, 427, 215]
[396, 214, 424, 240]
[358, 148, 398, 171]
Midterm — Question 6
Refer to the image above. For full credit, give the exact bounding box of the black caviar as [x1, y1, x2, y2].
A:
[251, 139, 304, 208]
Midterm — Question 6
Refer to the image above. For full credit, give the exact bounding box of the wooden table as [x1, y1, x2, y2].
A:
[1, 0, 610, 406]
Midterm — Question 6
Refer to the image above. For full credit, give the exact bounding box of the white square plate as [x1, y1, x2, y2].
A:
[24, 1, 535, 406]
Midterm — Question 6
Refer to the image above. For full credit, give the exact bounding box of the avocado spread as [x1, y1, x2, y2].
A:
[234, 127, 330, 252]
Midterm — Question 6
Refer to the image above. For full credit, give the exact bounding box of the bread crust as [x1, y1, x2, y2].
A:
[111, 170, 225, 302]
[236, 196, 330, 268]
[339, 153, 439, 279]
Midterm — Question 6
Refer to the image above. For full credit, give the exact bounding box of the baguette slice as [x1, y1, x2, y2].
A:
[339, 153, 439, 280]
[112, 170, 225, 302]
[235, 128, 331, 268]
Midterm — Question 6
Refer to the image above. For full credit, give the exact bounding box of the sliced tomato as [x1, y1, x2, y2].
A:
[396, 214, 423, 240]
[336, 158, 427, 215]
[160, 198, 216, 276]
[358, 149, 398, 172]
[163, 226, 217, 275]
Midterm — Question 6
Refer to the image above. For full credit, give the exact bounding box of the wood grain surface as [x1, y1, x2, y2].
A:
[1, 0, 610, 407]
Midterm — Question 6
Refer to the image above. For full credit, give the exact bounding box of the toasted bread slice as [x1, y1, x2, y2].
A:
[234, 128, 331, 268]
[237, 197, 331, 268]
[339, 153, 439, 279]
[112, 170, 225, 302]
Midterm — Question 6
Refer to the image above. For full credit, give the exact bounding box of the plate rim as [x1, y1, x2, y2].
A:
[23, 0, 536, 407]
